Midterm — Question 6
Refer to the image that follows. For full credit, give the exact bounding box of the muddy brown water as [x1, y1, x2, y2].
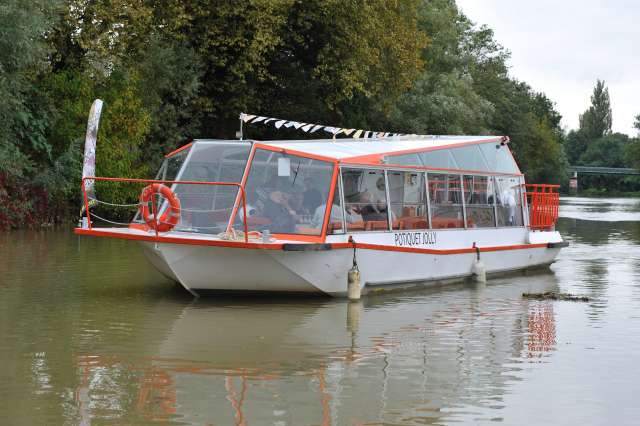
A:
[1, 197, 639, 425]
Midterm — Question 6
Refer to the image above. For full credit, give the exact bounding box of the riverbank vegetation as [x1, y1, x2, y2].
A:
[1, 0, 639, 230]
[566, 80, 640, 194]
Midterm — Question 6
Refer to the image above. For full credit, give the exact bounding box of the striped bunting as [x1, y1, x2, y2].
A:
[240, 112, 410, 139]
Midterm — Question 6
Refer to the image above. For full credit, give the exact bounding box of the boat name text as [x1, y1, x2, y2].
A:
[394, 231, 437, 247]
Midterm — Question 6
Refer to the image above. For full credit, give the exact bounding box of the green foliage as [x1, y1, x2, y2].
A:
[574, 133, 640, 193]
[39, 68, 150, 205]
[565, 129, 589, 165]
[390, 0, 496, 135]
[566, 81, 613, 166]
[478, 76, 567, 183]
[579, 79, 613, 140]
[11, 0, 639, 228]
[626, 115, 640, 170]
[0, 0, 57, 174]
[135, 38, 204, 171]
[579, 133, 630, 168]
[247, 0, 427, 132]
[626, 139, 640, 170]
[391, 72, 493, 134]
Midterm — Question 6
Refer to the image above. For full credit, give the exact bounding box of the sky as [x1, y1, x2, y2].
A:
[456, 0, 640, 135]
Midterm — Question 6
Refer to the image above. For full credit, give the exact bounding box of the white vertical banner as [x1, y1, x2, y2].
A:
[81, 99, 103, 210]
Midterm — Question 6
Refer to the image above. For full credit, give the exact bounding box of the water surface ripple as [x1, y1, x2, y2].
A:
[0, 197, 639, 425]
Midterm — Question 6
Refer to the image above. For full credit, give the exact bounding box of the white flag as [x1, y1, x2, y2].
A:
[240, 113, 256, 122]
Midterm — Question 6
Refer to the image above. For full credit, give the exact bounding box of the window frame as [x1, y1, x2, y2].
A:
[338, 164, 526, 234]
[229, 143, 527, 241]
[230, 143, 340, 242]
[340, 166, 391, 233]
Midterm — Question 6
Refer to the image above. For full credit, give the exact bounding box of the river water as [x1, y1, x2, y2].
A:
[0, 197, 639, 425]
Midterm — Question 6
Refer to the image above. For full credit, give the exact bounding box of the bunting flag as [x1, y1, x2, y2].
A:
[239, 112, 419, 139]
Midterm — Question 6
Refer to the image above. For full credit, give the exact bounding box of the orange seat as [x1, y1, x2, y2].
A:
[399, 216, 428, 230]
[432, 217, 464, 229]
[366, 220, 389, 231]
[347, 221, 366, 231]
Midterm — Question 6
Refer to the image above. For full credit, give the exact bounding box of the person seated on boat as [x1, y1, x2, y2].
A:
[358, 191, 387, 221]
[302, 177, 322, 215]
[310, 192, 362, 228]
[236, 189, 259, 224]
[262, 189, 298, 233]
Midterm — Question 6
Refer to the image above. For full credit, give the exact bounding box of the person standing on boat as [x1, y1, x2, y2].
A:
[501, 186, 517, 225]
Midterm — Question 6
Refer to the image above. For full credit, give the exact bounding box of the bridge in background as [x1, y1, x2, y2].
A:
[568, 166, 640, 176]
[567, 165, 640, 192]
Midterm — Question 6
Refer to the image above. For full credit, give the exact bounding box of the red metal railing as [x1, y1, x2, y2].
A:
[525, 184, 560, 231]
[81, 177, 249, 242]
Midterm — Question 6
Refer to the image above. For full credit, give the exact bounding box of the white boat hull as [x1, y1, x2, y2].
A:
[139, 228, 563, 297]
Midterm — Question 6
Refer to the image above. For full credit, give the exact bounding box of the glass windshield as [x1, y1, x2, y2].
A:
[240, 149, 334, 235]
[155, 150, 189, 181]
[170, 142, 251, 233]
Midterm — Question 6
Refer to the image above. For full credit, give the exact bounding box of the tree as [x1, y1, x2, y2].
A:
[135, 38, 204, 171]
[564, 80, 612, 166]
[565, 129, 589, 165]
[0, 0, 57, 175]
[579, 79, 612, 140]
[0, 0, 60, 229]
[627, 114, 640, 170]
[579, 133, 630, 168]
[256, 0, 427, 133]
[388, 0, 494, 135]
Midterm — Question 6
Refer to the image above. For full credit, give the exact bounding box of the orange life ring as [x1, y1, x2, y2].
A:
[139, 184, 181, 232]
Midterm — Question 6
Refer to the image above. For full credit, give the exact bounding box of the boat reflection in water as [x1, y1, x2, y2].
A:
[74, 272, 559, 425]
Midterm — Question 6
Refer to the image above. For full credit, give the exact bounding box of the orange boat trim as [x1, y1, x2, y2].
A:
[75, 228, 550, 255]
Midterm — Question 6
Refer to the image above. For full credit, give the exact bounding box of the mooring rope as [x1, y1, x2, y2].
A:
[89, 212, 133, 226]
[94, 199, 141, 208]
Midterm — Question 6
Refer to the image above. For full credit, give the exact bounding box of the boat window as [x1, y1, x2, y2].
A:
[450, 145, 489, 172]
[478, 142, 519, 174]
[428, 173, 464, 229]
[387, 171, 428, 230]
[155, 149, 188, 181]
[172, 142, 251, 233]
[342, 169, 389, 232]
[419, 149, 458, 169]
[463, 175, 496, 228]
[495, 176, 524, 226]
[241, 149, 334, 235]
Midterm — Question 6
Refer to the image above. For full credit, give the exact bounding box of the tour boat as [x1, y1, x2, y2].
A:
[75, 134, 564, 297]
